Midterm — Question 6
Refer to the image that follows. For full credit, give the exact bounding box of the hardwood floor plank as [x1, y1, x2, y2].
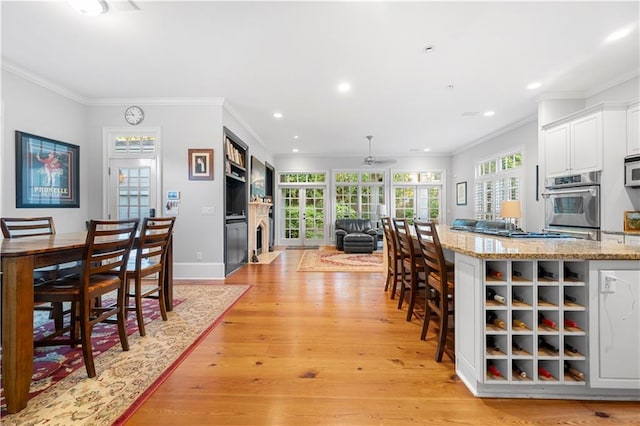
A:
[124, 249, 640, 425]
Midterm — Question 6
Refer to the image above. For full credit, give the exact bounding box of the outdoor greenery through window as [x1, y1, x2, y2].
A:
[335, 171, 385, 220]
[392, 171, 443, 223]
[280, 172, 326, 183]
[474, 150, 523, 223]
[279, 173, 327, 242]
[114, 135, 156, 154]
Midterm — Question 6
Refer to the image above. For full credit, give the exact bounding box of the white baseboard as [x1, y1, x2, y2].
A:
[173, 262, 226, 280]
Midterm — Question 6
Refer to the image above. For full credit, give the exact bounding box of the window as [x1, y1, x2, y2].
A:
[280, 172, 326, 183]
[474, 151, 523, 223]
[391, 171, 443, 223]
[334, 170, 385, 220]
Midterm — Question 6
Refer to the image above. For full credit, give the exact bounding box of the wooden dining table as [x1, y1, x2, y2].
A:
[1, 231, 173, 413]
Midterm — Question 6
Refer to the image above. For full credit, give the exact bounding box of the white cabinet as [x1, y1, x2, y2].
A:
[589, 261, 640, 389]
[628, 102, 640, 156]
[543, 112, 602, 177]
[601, 233, 625, 244]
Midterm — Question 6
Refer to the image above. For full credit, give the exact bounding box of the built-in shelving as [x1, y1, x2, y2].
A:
[483, 260, 587, 385]
[224, 127, 248, 275]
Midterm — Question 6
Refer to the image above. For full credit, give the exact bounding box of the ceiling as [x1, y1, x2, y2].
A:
[2, 1, 639, 159]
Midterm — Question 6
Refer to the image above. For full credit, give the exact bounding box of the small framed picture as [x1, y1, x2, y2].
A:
[456, 181, 467, 206]
[188, 149, 213, 181]
[624, 211, 640, 233]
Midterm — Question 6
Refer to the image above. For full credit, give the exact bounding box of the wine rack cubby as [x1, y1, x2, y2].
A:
[483, 260, 587, 385]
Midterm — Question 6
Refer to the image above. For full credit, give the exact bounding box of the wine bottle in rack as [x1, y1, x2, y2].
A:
[487, 362, 502, 378]
[486, 288, 506, 304]
[564, 294, 577, 303]
[512, 269, 523, 278]
[538, 366, 554, 379]
[538, 336, 559, 354]
[513, 318, 527, 328]
[564, 319, 579, 328]
[538, 295, 549, 304]
[564, 267, 584, 280]
[513, 294, 525, 303]
[512, 340, 524, 352]
[565, 342, 579, 353]
[564, 361, 585, 380]
[538, 312, 556, 328]
[486, 312, 505, 329]
[486, 335, 500, 352]
[538, 265, 558, 280]
[513, 362, 527, 378]
[487, 268, 503, 279]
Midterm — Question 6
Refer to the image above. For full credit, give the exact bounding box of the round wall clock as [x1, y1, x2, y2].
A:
[124, 106, 144, 125]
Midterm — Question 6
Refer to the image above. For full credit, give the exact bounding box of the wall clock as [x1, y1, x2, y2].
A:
[124, 106, 144, 125]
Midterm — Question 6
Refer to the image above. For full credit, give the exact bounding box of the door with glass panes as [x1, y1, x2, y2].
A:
[280, 186, 326, 246]
[393, 186, 441, 223]
[108, 158, 157, 221]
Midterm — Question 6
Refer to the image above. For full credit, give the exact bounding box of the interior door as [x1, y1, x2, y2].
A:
[280, 186, 326, 246]
[108, 158, 157, 221]
[393, 185, 441, 222]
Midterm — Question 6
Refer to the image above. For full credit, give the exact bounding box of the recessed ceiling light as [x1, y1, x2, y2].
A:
[605, 27, 631, 43]
[423, 148, 431, 152]
[292, 148, 299, 153]
[527, 82, 542, 90]
[293, 135, 299, 139]
[337, 82, 351, 93]
[483, 110, 495, 117]
[68, 0, 107, 15]
[424, 45, 436, 54]
[273, 112, 283, 119]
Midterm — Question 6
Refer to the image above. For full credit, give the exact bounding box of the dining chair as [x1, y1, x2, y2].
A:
[381, 217, 402, 297]
[392, 218, 426, 320]
[1, 217, 80, 331]
[33, 218, 139, 378]
[414, 219, 455, 362]
[121, 216, 175, 336]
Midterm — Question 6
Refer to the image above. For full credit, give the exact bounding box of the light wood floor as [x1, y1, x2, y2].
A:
[126, 249, 639, 425]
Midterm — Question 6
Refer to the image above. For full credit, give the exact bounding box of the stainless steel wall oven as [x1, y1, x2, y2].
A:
[542, 172, 600, 240]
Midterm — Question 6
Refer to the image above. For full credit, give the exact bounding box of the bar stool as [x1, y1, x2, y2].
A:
[381, 217, 402, 297]
[392, 218, 426, 321]
[414, 219, 455, 362]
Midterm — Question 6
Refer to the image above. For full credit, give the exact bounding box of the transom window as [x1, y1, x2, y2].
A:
[114, 135, 156, 154]
[280, 172, 326, 183]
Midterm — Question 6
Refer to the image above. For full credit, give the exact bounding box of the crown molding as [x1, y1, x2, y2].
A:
[222, 101, 266, 149]
[452, 113, 537, 156]
[533, 91, 585, 103]
[87, 98, 225, 106]
[2, 59, 88, 104]
[585, 69, 640, 98]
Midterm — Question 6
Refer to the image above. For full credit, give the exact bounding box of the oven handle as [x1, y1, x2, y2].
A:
[541, 187, 598, 198]
[542, 228, 598, 240]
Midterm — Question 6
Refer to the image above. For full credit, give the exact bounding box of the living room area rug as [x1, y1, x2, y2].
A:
[1, 283, 250, 426]
[297, 249, 384, 272]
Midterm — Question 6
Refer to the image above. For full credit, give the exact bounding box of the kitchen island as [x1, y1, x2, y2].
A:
[436, 227, 640, 400]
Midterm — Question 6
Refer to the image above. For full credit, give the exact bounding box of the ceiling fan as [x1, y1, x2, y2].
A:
[363, 135, 397, 166]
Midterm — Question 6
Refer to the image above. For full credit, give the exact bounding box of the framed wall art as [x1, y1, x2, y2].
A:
[624, 211, 640, 233]
[188, 148, 214, 181]
[15, 130, 80, 208]
[456, 181, 467, 206]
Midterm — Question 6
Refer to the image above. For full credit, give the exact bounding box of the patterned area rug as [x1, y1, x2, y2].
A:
[1, 284, 250, 426]
[297, 249, 384, 272]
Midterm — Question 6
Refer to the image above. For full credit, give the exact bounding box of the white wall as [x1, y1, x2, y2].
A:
[451, 119, 541, 231]
[1, 70, 89, 233]
[86, 103, 226, 279]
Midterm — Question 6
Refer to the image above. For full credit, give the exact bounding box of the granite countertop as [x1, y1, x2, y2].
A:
[437, 227, 640, 260]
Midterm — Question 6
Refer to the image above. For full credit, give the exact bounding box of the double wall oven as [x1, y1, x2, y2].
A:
[541, 171, 600, 240]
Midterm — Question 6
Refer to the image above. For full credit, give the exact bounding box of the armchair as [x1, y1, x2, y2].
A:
[335, 219, 378, 253]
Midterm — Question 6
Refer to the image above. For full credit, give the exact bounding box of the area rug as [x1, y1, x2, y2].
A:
[297, 249, 384, 272]
[1, 284, 250, 426]
[286, 246, 319, 250]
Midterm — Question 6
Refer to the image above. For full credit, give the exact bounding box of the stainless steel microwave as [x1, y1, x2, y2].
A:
[625, 155, 640, 187]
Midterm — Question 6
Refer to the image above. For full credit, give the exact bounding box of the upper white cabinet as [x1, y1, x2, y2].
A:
[543, 112, 602, 177]
[627, 101, 640, 156]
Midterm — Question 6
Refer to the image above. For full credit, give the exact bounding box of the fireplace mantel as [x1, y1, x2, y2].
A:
[248, 201, 272, 261]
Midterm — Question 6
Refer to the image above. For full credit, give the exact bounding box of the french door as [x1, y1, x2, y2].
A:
[280, 186, 326, 246]
[393, 185, 442, 223]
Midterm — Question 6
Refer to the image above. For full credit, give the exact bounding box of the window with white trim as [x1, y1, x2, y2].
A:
[474, 151, 523, 224]
[391, 171, 443, 223]
[334, 171, 385, 220]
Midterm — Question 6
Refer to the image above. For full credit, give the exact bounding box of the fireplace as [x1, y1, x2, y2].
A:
[248, 201, 272, 262]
